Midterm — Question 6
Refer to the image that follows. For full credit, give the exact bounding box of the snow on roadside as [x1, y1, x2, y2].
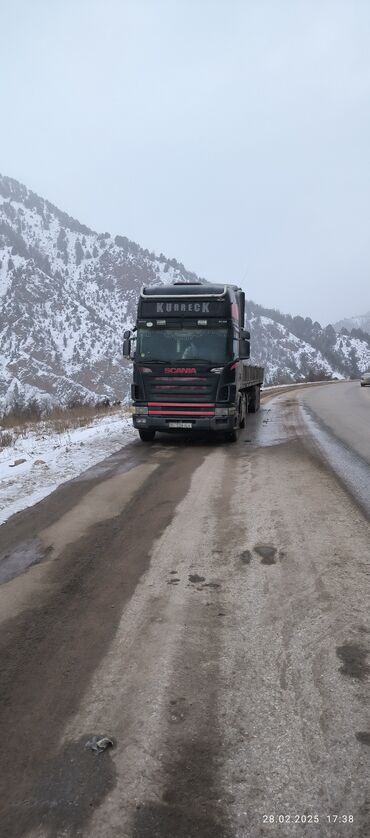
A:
[0, 410, 136, 526]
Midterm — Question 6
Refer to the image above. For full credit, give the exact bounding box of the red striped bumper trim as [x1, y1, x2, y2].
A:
[148, 410, 214, 416]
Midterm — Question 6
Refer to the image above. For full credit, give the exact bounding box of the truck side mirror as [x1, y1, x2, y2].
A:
[240, 330, 250, 359]
[123, 330, 132, 359]
[123, 338, 131, 358]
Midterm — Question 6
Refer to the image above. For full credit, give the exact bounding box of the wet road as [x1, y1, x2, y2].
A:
[301, 381, 370, 465]
[0, 386, 369, 838]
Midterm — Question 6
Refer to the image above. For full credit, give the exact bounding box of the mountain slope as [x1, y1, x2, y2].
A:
[1, 173, 370, 411]
[247, 314, 342, 384]
[334, 311, 370, 335]
[245, 301, 370, 384]
[0, 175, 203, 410]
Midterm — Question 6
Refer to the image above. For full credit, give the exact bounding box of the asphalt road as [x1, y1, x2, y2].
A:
[0, 385, 369, 838]
[301, 381, 370, 465]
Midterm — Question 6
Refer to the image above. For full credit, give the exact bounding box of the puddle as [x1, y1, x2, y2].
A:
[255, 544, 277, 565]
[356, 732, 370, 745]
[247, 399, 299, 449]
[0, 539, 47, 584]
[336, 643, 369, 680]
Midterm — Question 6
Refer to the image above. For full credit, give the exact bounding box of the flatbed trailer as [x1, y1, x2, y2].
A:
[123, 282, 264, 441]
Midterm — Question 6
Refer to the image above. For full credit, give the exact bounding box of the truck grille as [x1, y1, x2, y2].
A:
[148, 402, 215, 417]
[146, 376, 216, 404]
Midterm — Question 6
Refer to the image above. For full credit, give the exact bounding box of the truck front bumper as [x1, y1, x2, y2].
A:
[132, 414, 236, 433]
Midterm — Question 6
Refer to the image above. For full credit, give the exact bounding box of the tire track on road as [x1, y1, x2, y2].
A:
[0, 445, 204, 838]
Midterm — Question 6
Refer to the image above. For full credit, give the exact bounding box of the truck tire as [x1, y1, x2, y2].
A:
[139, 429, 156, 442]
[225, 428, 238, 442]
[225, 413, 240, 441]
[239, 394, 247, 428]
[248, 385, 260, 413]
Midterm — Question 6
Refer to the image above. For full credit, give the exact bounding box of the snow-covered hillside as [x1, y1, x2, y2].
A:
[249, 315, 344, 383]
[334, 311, 370, 335]
[1, 173, 370, 408]
[0, 175, 202, 411]
[246, 303, 370, 384]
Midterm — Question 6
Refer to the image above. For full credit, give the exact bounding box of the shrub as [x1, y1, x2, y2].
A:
[0, 431, 13, 448]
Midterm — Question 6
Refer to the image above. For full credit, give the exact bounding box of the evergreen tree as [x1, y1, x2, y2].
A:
[57, 227, 67, 252]
[75, 239, 84, 266]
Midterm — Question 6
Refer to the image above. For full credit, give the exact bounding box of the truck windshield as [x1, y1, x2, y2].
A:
[136, 328, 231, 364]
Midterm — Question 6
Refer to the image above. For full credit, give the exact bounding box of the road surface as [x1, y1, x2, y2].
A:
[301, 380, 370, 466]
[0, 382, 369, 838]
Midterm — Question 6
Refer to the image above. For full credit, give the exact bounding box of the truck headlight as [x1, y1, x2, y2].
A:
[215, 407, 236, 416]
[133, 406, 149, 415]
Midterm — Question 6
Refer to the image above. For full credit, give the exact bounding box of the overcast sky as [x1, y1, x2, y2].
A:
[1, 0, 370, 324]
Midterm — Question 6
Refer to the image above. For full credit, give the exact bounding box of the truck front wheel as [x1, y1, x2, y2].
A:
[139, 429, 156, 442]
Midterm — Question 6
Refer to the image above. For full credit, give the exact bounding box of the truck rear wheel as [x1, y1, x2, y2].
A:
[248, 385, 261, 413]
[239, 395, 247, 428]
[139, 429, 156, 442]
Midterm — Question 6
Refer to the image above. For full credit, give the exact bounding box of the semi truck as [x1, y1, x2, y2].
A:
[123, 282, 264, 442]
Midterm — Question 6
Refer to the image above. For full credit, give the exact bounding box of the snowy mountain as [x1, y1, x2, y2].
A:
[1, 173, 370, 411]
[246, 301, 370, 384]
[247, 314, 342, 384]
[334, 311, 370, 336]
[0, 174, 202, 411]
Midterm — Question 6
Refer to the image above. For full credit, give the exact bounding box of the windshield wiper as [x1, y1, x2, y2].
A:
[137, 359, 167, 364]
[137, 358, 219, 365]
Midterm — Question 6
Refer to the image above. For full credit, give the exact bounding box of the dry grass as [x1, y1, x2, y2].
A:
[1, 402, 130, 437]
[0, 406, 43, 429]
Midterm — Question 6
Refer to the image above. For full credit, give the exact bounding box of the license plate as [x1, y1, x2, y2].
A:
[168, 421, 193, 428]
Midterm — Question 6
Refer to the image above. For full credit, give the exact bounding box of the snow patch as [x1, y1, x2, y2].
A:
[0, 410, 136, 526]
